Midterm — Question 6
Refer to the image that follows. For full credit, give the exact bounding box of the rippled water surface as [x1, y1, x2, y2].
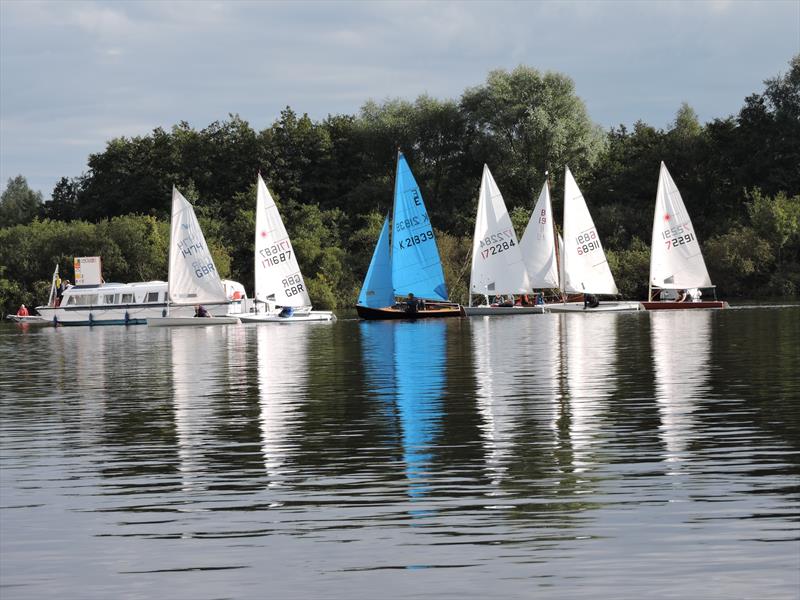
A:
[1, 307, 799, 599]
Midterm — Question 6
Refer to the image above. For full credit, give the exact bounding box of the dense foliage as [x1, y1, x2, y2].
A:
[1, 59, 799, 316]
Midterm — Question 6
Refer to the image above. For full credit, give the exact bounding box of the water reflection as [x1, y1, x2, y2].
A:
[651, 311, 712, 471]
[471, 315, 561, 492]
[256, 324, 309, 489]
[360, 321, 446, 502]
[560, 313, 619, 473]
[170, 328, 228, 492]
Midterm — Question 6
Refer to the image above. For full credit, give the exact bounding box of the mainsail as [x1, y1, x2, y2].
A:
[649, 162, 712, 290]
[469, 165, 531, 298]
[255, 174, 312, 307]
[520, 180, 560, 289]
[561, 167, 618, 295]
[390, 153, 448, 301]
[168, 187, 229, 305]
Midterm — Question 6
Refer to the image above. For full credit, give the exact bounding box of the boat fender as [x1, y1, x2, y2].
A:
[162, 309, 167, 317]
[89, 312, 94, 326]
[124, 311, 130, 325]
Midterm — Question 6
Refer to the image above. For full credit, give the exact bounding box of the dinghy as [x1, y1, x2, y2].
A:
[641, 163, 727, 310]
[239, 174, 335, 323]
[547, 167, 642, 313]
[356, 152, 460, 320]
[148, 187, 241, 327]
[462, 166, 544, 316]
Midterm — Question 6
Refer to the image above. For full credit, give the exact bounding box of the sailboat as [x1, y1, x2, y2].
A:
[239, 174, 335, 323]
[519, 177, 561, 296]
[642, 163, 727, 309]
[462, 165, 544, 316]
[355, 152, 460, 319]
[547, 167, 642, 312]
[147, 187, 241, 326]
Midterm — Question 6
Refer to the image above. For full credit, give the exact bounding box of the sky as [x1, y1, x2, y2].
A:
[1, 0, 799, 199]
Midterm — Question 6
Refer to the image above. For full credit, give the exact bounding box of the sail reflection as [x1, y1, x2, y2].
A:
[472, 316, 561, 492]
[256, 324, 310, 489]
[170, 327, 228, 492]
[562, 313, 619, 472]
[360, 320, 446, 502]
[651, 311, 712, 471]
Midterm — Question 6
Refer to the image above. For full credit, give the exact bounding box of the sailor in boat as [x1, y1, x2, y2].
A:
[16, 304, 29, 317]
[404, 293, 420, 314]
[676, 289, 687, 302]
[194, 304, 211, 318]
[583, 294, 600, 309]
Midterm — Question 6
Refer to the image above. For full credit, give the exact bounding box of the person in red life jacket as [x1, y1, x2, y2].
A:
[16, 304, 29, 317]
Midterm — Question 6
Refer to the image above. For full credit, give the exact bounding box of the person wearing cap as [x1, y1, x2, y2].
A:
[16, 304, 29, 317]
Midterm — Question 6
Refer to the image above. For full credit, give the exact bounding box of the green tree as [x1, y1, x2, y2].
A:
[461, 66, 606, 215]
[0, 175, 42, 226]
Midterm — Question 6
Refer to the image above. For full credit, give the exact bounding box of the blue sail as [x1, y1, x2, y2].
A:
[390, 153, 449, 301]
[357, 216, 395, 308]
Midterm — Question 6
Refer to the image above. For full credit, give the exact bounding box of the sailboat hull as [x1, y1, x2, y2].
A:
[641, 300, 728, 310]
[461, 305, 545, 316]
[147, 316, 241, 327]
[356, 304, 461, 320]
[239, 311, 335, 323]
[545, 301, 644, 313]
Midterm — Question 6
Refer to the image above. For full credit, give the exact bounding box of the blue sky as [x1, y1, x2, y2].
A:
[1, 0, 798, 198]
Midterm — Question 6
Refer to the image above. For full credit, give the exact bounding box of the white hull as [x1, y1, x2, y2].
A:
[147, 316, 241, 327]
[36, 302, 241, 326]
[239, 311, 336, 323]
[462, 305, 545, 316]
[545, 301, 643, 313]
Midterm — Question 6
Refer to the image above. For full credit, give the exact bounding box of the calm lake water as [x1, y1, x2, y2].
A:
[1, 306, 799, 599]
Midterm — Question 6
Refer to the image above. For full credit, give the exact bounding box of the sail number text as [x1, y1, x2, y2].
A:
[282, 274, 305, 298]
[192, 261, 216, 279]
[661, 225, 695, 250]
[398, 229, 434, 250]
[259, 240, 292, 268]
[395, 211, 430, 232]
[479, 229, 517, 260]
[575, 230, 600, 255]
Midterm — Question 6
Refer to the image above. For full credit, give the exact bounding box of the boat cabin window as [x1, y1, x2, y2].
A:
[66, 294, 96, 306]
[146, 292, 160, 303]
[120, 293, 134, 303]
[104, 294, 116, 304]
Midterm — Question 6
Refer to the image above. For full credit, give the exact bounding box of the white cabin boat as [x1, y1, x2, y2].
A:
[36, 279, 247, 326]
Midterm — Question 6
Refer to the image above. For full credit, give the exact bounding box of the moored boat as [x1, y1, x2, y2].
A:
[355, 151, 460, 320]
[547, 167, 642, 313]
[147, 187, 245, 327]
[238, 174, 334, 324]
[463, 165, 543, 317]
[642, 163, 727, 310]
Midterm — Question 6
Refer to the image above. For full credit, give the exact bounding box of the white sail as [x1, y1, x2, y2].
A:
[469, 165, 531, 297]
[254, 174, 312, 307]
[561, 167, 618, 295]
[520, 181, 560, 289]
[168, 187, 229, 305]
[650, 162, 712, 290]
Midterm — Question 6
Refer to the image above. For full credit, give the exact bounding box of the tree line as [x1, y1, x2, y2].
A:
[1, 57, 798, 316]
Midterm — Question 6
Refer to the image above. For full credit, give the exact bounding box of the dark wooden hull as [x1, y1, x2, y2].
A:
[356, 304, 461, 320]
[641, 300, 728, 310]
